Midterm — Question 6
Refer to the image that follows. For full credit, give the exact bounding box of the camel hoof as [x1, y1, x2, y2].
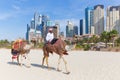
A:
[26, 66, 31, 68]
[18, 63, 22, 66]
[57, 69, 62, 72]
[48, 67, 51, 70]
[18, 63, 20, 65]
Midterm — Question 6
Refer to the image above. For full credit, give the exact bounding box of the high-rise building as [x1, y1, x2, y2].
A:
[106, 6, 120, 34]
[94, 5, 104, 35]
[31, 19, 35, 29]
[73, 25, 78, 35]
[85, 7, 94, 34]
[26, 12, 60, 43]
[26, 24, 30, 41]
[66, 21, 74, 37]
[80, 19, 85, 35]
[47, 20, 53, 26]
[38, 14, 42, 25]
[34, 12, 40, 30]
[42, 15, 50, 38]
[28, 28, 36, 42]
[26, 12, 50, 43]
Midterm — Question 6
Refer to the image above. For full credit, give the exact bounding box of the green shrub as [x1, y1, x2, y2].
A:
[75, 44, 83, 49]
[5, 45, 12, 49]
[83, 44, 90, 51]
[38, 43, 44, 48]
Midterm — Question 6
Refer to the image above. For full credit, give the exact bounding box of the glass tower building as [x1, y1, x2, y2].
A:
[85, 7, 94, 34]
[73, 25, 78, 35]
[80, 19, 85, 35]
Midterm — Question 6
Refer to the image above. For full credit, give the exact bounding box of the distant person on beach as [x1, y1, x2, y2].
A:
[46, 28, 58, 45]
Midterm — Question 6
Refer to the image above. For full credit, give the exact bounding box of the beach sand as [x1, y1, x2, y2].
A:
[0, 49, 120, 80]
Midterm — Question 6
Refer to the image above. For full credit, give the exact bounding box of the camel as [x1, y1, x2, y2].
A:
[42, 38, 70, 74]
[11, 40, 33, 67]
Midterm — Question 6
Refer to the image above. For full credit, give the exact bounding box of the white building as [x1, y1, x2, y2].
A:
[28, 28, 36, 42]
[91, 26, 95, 34]
[106, 6, 120, 35]
[94, 5, 104, 35]
[66, 21, 74, 37]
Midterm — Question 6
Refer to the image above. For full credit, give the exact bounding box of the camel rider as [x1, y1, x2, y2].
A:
[11, 39, 24, 55]
[46, 28, 58, 45]
[11, 40, 20, 56]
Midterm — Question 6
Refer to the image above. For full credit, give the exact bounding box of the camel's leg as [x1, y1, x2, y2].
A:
[46, 56, 49, 68]
[17, 55, 20, 65]
[20, 54, 23, 66]
[42, 56, 46, 66]
[17, 54, 23, 66]
[62, 56, 70, 74]
[42, 55, 50, 70]
[25, 54, 31, 68]
[57, 56, 62, 72]
[42, 56, 50, 70]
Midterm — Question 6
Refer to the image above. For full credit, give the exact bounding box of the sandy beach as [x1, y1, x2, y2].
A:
[0, 49, 120, 80]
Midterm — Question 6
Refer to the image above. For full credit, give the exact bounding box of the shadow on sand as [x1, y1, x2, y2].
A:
[31, 63, 56, 70]
[7, 62, 31, 68]
[7, 62, 70, 74]
[7, 62, 18, 66]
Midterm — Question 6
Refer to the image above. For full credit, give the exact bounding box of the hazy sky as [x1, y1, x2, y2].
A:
[0, 0, 119, 40]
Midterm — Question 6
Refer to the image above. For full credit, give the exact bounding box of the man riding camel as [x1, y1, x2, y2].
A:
[46, 28, 58, 45]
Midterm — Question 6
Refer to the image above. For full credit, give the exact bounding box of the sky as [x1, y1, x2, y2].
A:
[0, 0, 120, 41]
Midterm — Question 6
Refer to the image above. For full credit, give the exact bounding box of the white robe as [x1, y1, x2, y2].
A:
[46, 32, 54, 42]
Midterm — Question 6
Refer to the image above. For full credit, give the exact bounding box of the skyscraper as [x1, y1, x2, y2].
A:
[31, 18, 35, 29]
[66, 21, 74, 37]
[38, 14, 42, 25]
[80, 19, 85, 35]
[85, 7, 94, 34]
[26, 12, 50, 43]
[94, 5, 104, 35]
[73, 25, 78, 35]
[41, 15, 50, 38]
[34, 12, 40, 30]
[26, 24, 30, 41]
[106, 6, 120, 34]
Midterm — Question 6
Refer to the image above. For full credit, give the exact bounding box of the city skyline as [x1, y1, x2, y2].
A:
[0, 0, 119, 40]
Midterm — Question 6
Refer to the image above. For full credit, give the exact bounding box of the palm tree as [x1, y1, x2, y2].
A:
[89, 35, 99, 43]
[109, 30, 118, 47]
[100, 31, 109, 47]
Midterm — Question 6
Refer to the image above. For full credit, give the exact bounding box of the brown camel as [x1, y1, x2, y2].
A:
[11, 41, 32, 67]
[42, 38, 70, 74]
